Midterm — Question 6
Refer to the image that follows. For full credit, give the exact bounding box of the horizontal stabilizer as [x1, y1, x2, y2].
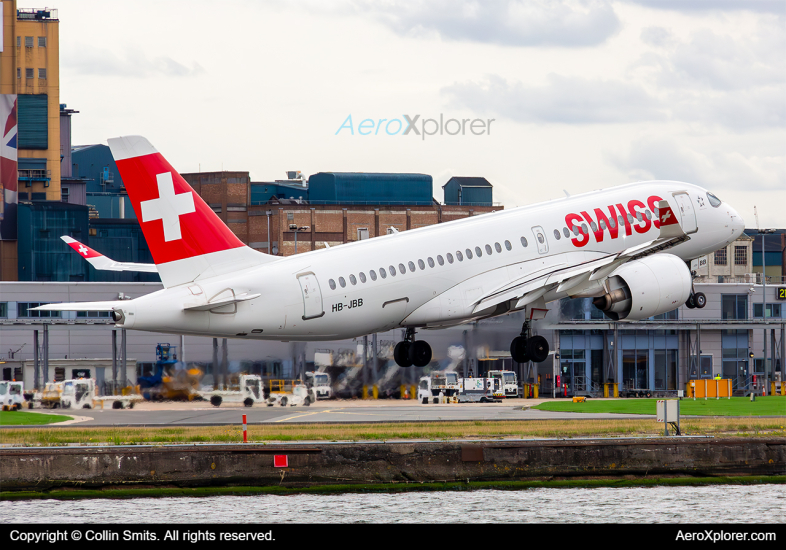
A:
[183, 292, 261, 311]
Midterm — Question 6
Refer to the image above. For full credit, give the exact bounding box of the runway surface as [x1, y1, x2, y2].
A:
[9, 399, 652, 426]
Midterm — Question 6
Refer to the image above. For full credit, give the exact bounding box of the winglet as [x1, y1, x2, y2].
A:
[61, 235, 158, 273]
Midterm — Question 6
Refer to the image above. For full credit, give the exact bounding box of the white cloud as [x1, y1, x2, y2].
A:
[442, 74, 666, 124]
[608, 136, 785, 192]
[624, 0, 786, 15]
[348, 0, 621, 47]
[62, 44, 205, 78]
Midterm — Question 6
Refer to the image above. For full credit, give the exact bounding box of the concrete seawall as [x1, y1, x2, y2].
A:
[2, 438, 785, 490]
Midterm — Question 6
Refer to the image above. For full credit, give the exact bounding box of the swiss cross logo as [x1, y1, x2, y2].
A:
[140, 172, 196, 242]
[78, 244, 89, 256]
[661, 210, 673, 223]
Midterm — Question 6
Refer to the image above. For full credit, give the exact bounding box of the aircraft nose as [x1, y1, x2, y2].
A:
[728, 205, 745, 237]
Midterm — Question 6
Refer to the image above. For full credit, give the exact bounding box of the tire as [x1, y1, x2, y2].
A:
[694, 292, 706, 309]
[527, 335, 549, 363]
[112, 400, 122, 409]
[304, 397, 311, 406]
[409, 341, 432, 368]
[422, 397, 429, 404]
[393, 341, 413, 367]
[510, 336, 530, 363]
[686, 294, 696, 309]
[280, 397, 288, 407]
[210, 395, 223, 407]
[243, 398, 253, 407]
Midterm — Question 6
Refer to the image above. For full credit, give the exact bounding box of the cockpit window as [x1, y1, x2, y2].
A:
[707, 192, 722, 208]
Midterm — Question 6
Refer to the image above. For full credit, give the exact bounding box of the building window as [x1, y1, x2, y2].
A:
[38, 36, 47, 47]
[357, 228, 369, 240]
[17, 36, 21, 48]
[76, 311, 111, 318]
[17, 303, 61, 318]
[0, 303, 7, 317]
[25, 68, 34, 79]
[25, 36, 33, 48]
[734, 246, 747, 266]
[753, 303, 781, 319]
[653, 309, 679, 321]
[16, 68, 20, 79]
[714, 248, 727, 266]
[721, 295, 748, 320]
[38, 68, 46, 79]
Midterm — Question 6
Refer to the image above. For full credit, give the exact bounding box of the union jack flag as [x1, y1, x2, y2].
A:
[0, 94, 17, 240]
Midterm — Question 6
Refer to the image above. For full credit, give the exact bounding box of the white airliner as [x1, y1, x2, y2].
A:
[40, 136, 745, 367]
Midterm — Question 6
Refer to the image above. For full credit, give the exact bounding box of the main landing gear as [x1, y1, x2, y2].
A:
[510, 320, 549, 364]
[394, 327, 432, 368]
[685, 271, 706, 309]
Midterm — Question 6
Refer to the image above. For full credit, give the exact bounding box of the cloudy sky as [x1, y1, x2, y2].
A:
[23, 0, 785, 227]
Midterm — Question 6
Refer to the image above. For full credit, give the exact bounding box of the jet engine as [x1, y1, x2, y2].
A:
[592, 254, 692, 321]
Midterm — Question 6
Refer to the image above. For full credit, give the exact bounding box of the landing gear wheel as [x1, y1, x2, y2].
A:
[694, 292, 706, 309]
[409, 341, 432, 367]
[527, 335, 549, 363]
[686, 294, 696, 309]
[394, 341, 413, 367]
[510, 336, 530, 364]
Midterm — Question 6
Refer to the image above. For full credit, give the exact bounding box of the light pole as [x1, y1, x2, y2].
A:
[759, 228, 776, 393]
[265, 210, 272, 254]
[289, 224, 310, 254]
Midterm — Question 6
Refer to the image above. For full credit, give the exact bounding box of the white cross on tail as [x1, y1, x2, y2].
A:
[140, 172, 196, 242]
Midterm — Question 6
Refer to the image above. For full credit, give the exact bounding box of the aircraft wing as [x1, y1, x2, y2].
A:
[61, 236, 158, 273]
[31, 301, 122, 312]
[471, 201, 689, 314]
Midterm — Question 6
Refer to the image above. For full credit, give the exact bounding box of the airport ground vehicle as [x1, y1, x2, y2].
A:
[60, 378, 95, 409]
[457, 377, 502, 403]
[203, 374, 264, 407]
[417, 372, 461, 403]
[0, 381, 25, 411]
[40, 382, 63, 409]
[265, 380, 316, 406]
[305, 371, 332, 400]
[137, 343, 201, 401]
[487, 370, 518, 398]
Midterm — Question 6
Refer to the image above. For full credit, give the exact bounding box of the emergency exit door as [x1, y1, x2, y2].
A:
[297, 272, 325, 320]
[673, 192, 698, 234]
[531, 226, 549, 254]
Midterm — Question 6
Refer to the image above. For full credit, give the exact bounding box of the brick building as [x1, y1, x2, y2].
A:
[181, 171, 500, 256]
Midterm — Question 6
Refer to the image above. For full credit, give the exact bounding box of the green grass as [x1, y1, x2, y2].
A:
[0, 410, 73, 426]
[534, 396, 786, 416]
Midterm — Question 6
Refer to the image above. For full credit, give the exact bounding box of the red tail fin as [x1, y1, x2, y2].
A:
[108, 136, 273, 287]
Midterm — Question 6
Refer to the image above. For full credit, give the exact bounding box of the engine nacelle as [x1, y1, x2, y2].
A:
[592, 254, 692, 321]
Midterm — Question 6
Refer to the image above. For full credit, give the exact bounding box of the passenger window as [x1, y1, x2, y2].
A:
[591, 221, 598, 232]
[520, 237, 528, 247]
[359, 272, 367, 283]
[339, 277, 346, 288]
[645, 210, 652, 220]
[447, 253, 454, 264]
[389, 266, 396, 277]
[380, 268, 387, 279]
[504, 240, 512, 251]
[427, 257, 435, 268]
[610, 217, 616, 228]
[349, 274, 357, 285]
[466, 248, 473, 259]
[370, 270, 377, 281]
[399, 263, 406, 274]
[418, 259, 425, 270]
[475, 246, 482, 257]
[563, 228, 570, 238]
[437, 255, 444, 266]
[494, 242, 502, 253]
[600, 220, 606, 230]
[553, 229, 561, 240]
[329, 279, 336, 290]
[573, 226, 579, 236]
[485, 244, 493, 255]
[408, 261, 416, 272]
[456, 251, 463, 261]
